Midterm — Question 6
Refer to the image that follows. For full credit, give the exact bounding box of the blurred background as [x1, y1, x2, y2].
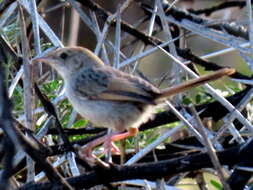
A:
[40, 0, 250, 82]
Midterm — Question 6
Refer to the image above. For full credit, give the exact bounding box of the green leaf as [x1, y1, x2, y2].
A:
[50, 80, 59, 90]
[182, 96, 192, 105]
[195, 94, 202, 104]
[210, 179, 222, 190]
[73, 119, 87, 128]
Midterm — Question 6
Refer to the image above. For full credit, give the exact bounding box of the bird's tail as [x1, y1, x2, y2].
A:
[156, 68, 235, 101]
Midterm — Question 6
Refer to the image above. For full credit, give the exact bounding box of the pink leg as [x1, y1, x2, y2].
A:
[111, 127, 139, 141]
[78, 135, 109, 163]
[103, 127, 139, 154]
[103, 139, 121, 155]
[78, 128, 139, 163]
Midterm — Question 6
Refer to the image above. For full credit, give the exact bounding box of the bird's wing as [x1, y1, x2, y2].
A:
[73, 67, 159, 104]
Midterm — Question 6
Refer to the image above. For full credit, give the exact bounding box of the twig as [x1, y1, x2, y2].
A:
[113, 179, 179, 190]
[67, 0, 96, 35]
[67, 0, 112, 64]
[34, 84, 71, 146]
[164, 15, 250, 55]
[125, 123, 182, 165]
[15, 127, 74, 189]
[29, 0, 42, 74]
[34, 156, 68, 182]
[20, 0, 63, 47]
[130, 0, 157, 74]
[157, 0, 181, 92]
[68, 6, 80, 46]
[0, 1, 17, 28]
[43, 1, 68, 14]
[89, 11, 110, 65]
[213, 88, 253, 143]
[18, 3, 35, 182]
[190, 106, 231, 190]
[182, 42, 251, 67]
[142, 1, 250, 41]
[12, 117, 54, 172]
[0, 44, 15, 190]
[0, 0, 16, 15]
[67, 152, 80, 177]
[113, 8, 121, 69]
[188, 1, 245, 16]
[94, 0, 134, 55]
[158, 46, 253, 133]
[0, 138, 15, 190]
[227, 138, 253, 190]
[246, 0, 253, 71]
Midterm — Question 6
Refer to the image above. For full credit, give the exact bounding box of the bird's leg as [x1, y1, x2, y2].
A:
[103, 138, 121, 155]
[78, 128, 138, 164]
[103, 128, 138, 155]
[78, 132, 122, 162]
[111, 127, 139, 141]
[78, 135, 108, 163]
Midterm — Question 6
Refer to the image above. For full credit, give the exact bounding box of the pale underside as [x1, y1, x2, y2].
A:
[65, 85, 155, 131]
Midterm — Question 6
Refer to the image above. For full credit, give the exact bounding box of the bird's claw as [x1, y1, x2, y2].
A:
[103, 141, 121, 155]
[77, 144, 110, 168]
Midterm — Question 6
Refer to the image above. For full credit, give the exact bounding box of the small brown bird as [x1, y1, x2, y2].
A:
[33, 47, 235, 161]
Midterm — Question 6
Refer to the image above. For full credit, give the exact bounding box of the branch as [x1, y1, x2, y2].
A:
[34, 84, 71, 146]
[0, 29, 16, 190]
[227, 138, 253, 190]
[17, 138, 253, 190]
[188, 1, 246, 16]
[0, 0, 15, 15]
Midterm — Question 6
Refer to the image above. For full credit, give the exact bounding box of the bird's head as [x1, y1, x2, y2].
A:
[33, 47, 104, 78]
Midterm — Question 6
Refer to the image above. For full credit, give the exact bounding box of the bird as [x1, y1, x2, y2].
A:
[33, 46, 235, 162]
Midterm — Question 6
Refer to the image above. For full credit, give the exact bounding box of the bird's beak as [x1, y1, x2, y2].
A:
[32, 53, 66, 76]
[32, 56, 55, 65]
[32, 53, 63, 70]
[32, 46, 62, 65]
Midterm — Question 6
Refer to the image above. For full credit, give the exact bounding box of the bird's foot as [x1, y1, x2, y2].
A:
[76, 144, 96, 165]
[77, 144, 110, 167]
[102, 128, 138, 156]
[75, 128, 138, 165]
[103, 140, 121, 155]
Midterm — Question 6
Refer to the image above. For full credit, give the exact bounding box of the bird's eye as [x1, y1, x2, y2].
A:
[59, 52, 68, 60]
